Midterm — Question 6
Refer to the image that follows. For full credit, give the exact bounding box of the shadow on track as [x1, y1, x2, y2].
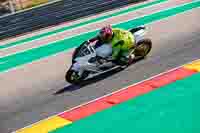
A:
[53, 67, 124, 95]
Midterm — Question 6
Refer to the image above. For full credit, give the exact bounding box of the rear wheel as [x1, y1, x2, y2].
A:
[134, 38, 152, 58]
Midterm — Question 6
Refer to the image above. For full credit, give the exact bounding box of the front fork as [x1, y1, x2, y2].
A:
[70, 63, 85, 77]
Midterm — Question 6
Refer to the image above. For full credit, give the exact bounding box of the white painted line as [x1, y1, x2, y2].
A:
[12, 58, 200, 133]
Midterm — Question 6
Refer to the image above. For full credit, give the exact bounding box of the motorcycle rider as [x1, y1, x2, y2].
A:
[87, 25, 136, 65]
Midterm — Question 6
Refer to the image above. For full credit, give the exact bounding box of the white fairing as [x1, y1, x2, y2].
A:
[72, 53, 96, 71]
[134, 29, 146, 43]
[96, 44, 112, 58]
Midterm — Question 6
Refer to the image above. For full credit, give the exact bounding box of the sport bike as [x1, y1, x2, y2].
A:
[65, 26, 152, 84]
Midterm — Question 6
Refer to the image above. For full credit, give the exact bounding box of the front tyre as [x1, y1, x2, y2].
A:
[65, 69, 82, 84]
[65, 69, 89, 85]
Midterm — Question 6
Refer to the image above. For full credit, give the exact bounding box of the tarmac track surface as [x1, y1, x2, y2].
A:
[0, 1, 200, 133]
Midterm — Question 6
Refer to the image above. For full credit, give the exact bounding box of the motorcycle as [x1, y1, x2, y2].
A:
[65, 26, 152, 84]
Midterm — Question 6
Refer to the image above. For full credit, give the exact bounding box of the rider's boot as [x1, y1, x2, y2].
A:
[127, 53, 135, 65]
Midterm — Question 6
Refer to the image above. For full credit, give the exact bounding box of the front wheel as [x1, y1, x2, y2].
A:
[65, 69, 89, 85]
[65, 69, 81, 84]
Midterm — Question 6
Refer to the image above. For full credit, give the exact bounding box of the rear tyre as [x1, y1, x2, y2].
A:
[135, 38, 152, 58]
